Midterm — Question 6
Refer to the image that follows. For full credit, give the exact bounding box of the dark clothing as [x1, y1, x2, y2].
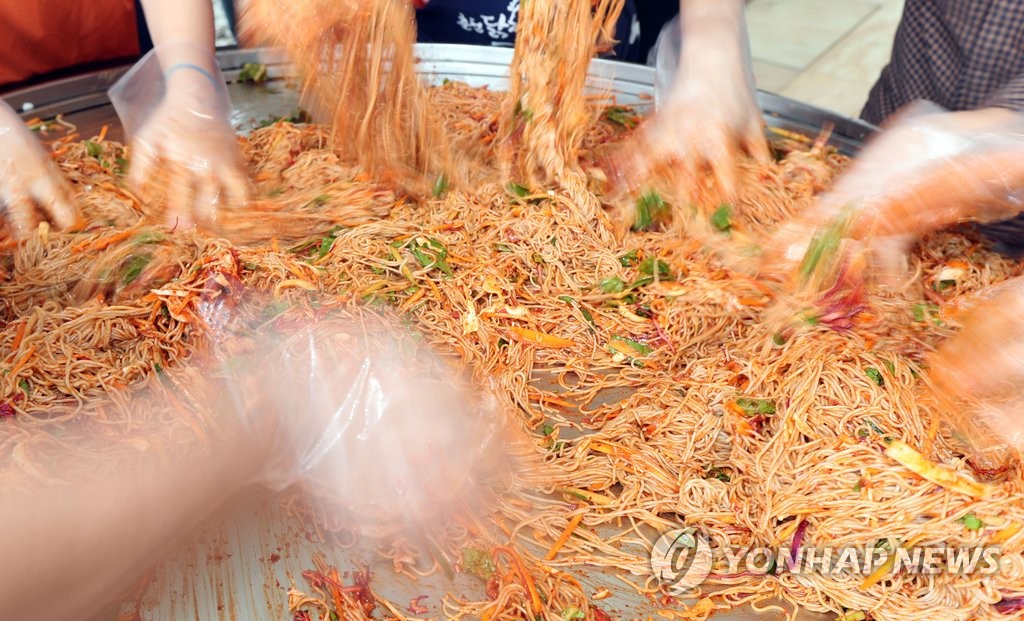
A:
[862, 0, 1024, 125]
[414, 0, 647, 63]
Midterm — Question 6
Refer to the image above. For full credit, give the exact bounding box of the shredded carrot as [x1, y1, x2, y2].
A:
[494, 546, 542, 616]
[545, 512, 585, 560]
[9, 346, 36, 380]
[737, 296, 769, 307]
[97, 124, 109, 143]
[72, 229, 136, 253]
[10, 321, 26, 353]
[508, 326, 575, 349]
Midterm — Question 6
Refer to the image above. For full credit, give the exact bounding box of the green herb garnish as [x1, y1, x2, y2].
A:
[461, 548, 496, 580]
[959, 513, 984, 531]
[561, 607, 586, 621]
[603, 106, 638, 129]
[432, 174, 450, 198]
[638, 256, 673, 280]
[120, 254, 152, 286]
[599, 276, 626, 294]
[865, 367, 884, 386]
[735, 398, 776, 417]
[633, 190, 667, 231]
[711, 204, 732, 232]
[612, 335, 653, 356]
[238, 62, 268, 84]
[409, 237, 454, 277]
[705, 467, 731, 483]
[506, 182, 529, 198]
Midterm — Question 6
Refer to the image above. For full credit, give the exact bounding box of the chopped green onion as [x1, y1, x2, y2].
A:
[959, 513, 984, 531]
[633, 190, 667, 231]
[558, 295, 596, 331]
[705, 467, 731, 483]
[619, 249, 640, 267]
[603, 106, 638, 129]
[561, 607, 586, 621]
[134, 231, 165, 245]
[408, 237, 454, 277]
[432, 174, 450, 198]
[599, 276, 626, 294]
[18, 379, 30, 396]
[506, 182, 529, 198]
[85, 140, 102, 158]
[865, 367, 884, 386]
[461, 548, 496, 580]
[238, 62, 268, 84]
[638, 256, 673, 280]
[735, 398, 776, 417]
[711, 204, 733, 232]
[120, 254, 152, 286]
[612, 335, 653, 356]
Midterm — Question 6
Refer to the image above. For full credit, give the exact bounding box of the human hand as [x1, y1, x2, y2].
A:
[608, 7, 769, 197]
[768, 104, 1024, 282]
[926, 277, 1024, 472]
[110, 47, 250, 230]
[0, 102, 82, 237]
[207, 309, 514, 526]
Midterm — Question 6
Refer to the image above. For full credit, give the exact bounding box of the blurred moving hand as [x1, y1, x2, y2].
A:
[113, 0, 250, 230]
[130, 64, 250, 228]
[0, 101, 82, 237]
[612, 0, 769, 196]
[110, 46, 250, 230]
[928, 276, 1024, 467]
[769, 103, 1024, 281]
[0, 312, 514, 620]
[213, 313, 513, 524]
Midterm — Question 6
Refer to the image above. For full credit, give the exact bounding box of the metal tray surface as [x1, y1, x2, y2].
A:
[7, 45, 869, 621]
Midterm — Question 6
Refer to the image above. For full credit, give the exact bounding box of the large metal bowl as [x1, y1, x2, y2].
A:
[9, 45, 860, 621]
[3, 44, 874, 154]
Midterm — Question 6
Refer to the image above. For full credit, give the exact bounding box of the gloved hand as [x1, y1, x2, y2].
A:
[610, 2, 769, 196]
[0, 102, 82, 237]
[768, 103, 1024, 282]
[109, 45, 250, 230]
[927, 276, 1024, 470]
[207, 308, 513, 526]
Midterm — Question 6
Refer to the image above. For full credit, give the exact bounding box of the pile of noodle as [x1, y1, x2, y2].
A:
[2, 3, 1024, 621]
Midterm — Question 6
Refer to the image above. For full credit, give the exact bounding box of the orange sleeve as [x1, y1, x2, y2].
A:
[0, 0, 139, 87]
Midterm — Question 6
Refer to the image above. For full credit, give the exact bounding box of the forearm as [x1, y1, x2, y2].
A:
[677, 0, 748, 75]
[137, 0, 217, 68]
[0, 434, 261, 619]
[984, 72, 1024, 113]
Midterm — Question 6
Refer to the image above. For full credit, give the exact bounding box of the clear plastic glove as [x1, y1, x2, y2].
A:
[768, 103, 1024, 281]
[611, 5, 769, 196]
[206, 308, 513, 526]
[927, 277, 1024, 473]
[109, 45, 250, 230]
[0, 102, 82, 237]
